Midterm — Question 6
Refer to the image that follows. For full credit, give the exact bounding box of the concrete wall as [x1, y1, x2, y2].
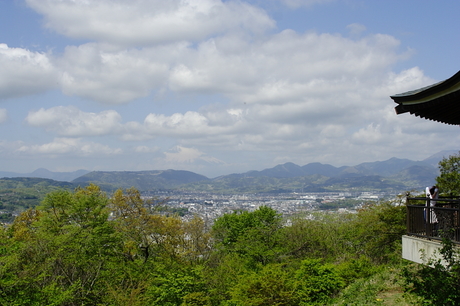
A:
[402, 235, 447, 266]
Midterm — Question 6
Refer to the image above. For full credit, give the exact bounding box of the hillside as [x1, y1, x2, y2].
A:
[0, 178, 79, 221]
[0, 169, 89, 181]
[66, 157, 440, 193]
[0, 188, 417, 305]
[73, 169, 210, 190]
[0, 152, 452, 194]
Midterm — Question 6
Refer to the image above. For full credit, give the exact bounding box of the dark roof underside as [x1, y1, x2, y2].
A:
[390, 70, 460, 125]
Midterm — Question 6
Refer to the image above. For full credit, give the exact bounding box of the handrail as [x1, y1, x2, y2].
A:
[405, 196, 460, 243]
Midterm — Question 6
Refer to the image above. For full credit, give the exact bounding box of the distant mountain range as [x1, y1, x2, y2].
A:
[0, 168, 90, 182]
[72, 170, 209, 191]
[0, 150, 458, 193]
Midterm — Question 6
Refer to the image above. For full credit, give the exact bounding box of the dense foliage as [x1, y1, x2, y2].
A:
[0, 184, 409, 305]
[402, 239, 460, 305]
[0, 178, 77, 216]
[400, 152, 460, 305]
[436, 151, 460, 196]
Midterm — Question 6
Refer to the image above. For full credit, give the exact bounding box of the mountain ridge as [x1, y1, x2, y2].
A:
[0, 168, 90, 182]
[0, 150, 457, 193]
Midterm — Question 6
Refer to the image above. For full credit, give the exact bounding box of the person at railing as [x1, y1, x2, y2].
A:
[427, 185, 439, 205]
[425, 185, 439, 229]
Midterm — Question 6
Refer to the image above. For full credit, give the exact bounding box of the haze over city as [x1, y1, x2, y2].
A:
[0, 0, 459, 178]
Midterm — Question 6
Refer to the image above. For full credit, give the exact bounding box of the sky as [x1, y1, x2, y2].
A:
[0, 0, 459, 178]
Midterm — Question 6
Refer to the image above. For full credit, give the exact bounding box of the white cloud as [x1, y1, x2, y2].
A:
[2, 0, 456, 177]
[383, 67, 434, 96]
[347, 23, 367, 36]
[0, 140, 24, 155]
[0, 44, 57, 99]
[3, 2, 411, 108]
[24, 105, 248, 145]
[120, 107, 250, 142]
[319, 124, 346, 138]
[17, 138, 122, 156]
[169, 30, 406, 100]
[134, 146, 160, 153]
[144, 111, 211, 135]
[26, 0, 275, 46]
[25, 106, 122, 136]
[58, 43, 171, 104]
[164, 145, 224, 164]
[352, 124, 383, 144]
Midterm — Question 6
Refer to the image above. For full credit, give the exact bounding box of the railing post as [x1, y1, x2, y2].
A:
[426, 197, 432, 237]
[406, 194, 410, 234]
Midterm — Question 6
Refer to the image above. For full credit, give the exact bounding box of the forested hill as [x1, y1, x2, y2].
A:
[70, 157, 439, 193]
[0, 186, 424, 304]
[0, 160, 440, 195]
[0, 177, 78, 190]
[0, 153, 451, 195]
[0, 168, 89, 181]
[72, 169, 210, 190]
[0, 177, 79, 222]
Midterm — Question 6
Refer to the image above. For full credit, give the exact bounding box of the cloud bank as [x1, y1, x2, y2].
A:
[0, 0, 456, 177]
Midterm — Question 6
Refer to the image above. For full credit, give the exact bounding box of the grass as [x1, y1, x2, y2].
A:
[331, 267, 418, 305]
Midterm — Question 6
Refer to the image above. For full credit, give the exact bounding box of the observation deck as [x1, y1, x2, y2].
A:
[403, 196, 460, 265]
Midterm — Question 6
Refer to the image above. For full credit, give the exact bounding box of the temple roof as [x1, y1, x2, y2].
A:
[390, 70, 460, 125]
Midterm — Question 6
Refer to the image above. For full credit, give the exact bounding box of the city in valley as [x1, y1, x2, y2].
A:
[144, 190, 402, 224]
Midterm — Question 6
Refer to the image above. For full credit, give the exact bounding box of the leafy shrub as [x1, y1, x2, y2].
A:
[146, 266, 208, 306]
[294, 259, 344, 305]
[336, 255, 380, 285]
[227, 263, 298, 306]
[401, 237, 460, 305]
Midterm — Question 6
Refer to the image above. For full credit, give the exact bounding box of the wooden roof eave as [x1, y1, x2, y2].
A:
[390, 70, 460, 103]
[390, 70, 460, 125]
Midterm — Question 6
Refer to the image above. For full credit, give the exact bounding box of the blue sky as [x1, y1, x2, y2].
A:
[0, 0, 459, 178]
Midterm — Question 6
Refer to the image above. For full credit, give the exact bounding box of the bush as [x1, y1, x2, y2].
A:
[227, 263, 298, 306]
[401, 237, 460, 305]
[294, 259, 344, 305]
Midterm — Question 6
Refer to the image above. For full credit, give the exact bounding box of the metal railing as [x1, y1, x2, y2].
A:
[406, 196, 460, 243]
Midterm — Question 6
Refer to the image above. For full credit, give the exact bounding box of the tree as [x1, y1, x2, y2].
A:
[402, 237, 460, 305]
[348, 201, 406, 264]
[110, 187, 159, 263]
[436, 151, 460, 196]
[110, 188, 202, 265]
[226, 263, 298, 306]
[294, 259, 344, 305]
[281, 213, 351, 260]
[181, 215, 212, 264]
[0, 184, 123, 305]
[146, 265, 209, 306]
[212, 206, 284, 266]
[401, 153, 460, 304]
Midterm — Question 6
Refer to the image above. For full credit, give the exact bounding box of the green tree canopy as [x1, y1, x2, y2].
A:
[436, 151, 460, 196]
[211, 206, 284, 266]
[0, 184, 123, 305]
